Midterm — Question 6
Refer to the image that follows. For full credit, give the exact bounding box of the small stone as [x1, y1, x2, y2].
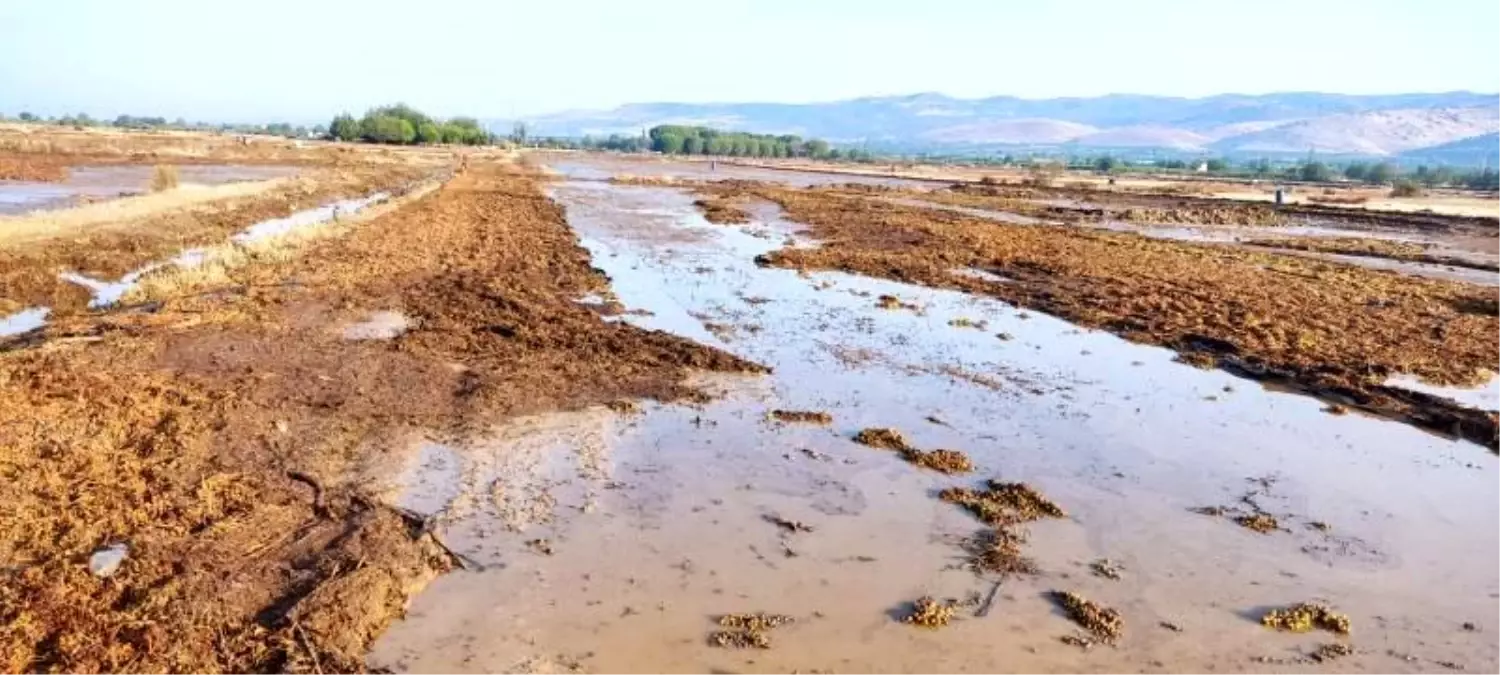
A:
[89, 543, 129, 578]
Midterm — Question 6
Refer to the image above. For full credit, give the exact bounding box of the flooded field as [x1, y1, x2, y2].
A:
[2, 143, 1494, 674]
[0, 164, 299, 214]
[367, 162, 1498, 673]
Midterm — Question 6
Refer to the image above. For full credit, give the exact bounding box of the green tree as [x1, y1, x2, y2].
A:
[1094, 155, 1120, 173]
[805, 139, 830, 158]
[1204, 158, 1228, 172]
[1343, 162, 1368, 181]
[1365, 162, 1397, 185]
[328, 114, 360, 141]
[682, 136, 703, 154]
[18, 111, 36, 122]
[415, 121, 443, 144]
[1298, 161, 1331, 182]
[362, 115, 415, 144]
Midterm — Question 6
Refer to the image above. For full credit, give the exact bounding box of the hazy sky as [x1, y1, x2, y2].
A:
[2, 0, 1496, 122]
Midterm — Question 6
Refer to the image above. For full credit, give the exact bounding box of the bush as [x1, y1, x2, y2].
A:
[1389, 179, 1424, 198]
[150, 165, 179, 192]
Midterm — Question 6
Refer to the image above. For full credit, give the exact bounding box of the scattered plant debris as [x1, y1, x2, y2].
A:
[710, 613, 794, 649]
[1090, 558, 1123, 580]
[1312, 642, 1354, 662]
[940, 480, 1067, 526]
[769, 409, 833, 424]
[1235, 513, 1281, 534]
[964, 528, 1037, 577]
[764, 515, 814, 533]
[526, 538, 555, 555]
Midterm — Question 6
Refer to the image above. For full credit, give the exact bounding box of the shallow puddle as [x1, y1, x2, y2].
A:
[0, 164, 299, 215]
[1385, 374, 1500, 412]
[369, 161, 1498, 673]
[49, 191, 392, 310]
[0, 306, 48, 337]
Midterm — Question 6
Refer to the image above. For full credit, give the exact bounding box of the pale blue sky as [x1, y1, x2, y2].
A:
[1, 0, 1495, 122]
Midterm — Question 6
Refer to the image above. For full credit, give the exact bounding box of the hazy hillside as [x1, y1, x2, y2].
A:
[1399, 132, 1500, 166]
[1211, 107, 1500, 156]
[920, 119, 1096, 144]
[514, 91, 1500, 160]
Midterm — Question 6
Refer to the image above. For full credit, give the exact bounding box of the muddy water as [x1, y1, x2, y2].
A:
[368, 165, 1498, 673]
[546, 155, 938, 190]
[0, 164, 299, 215]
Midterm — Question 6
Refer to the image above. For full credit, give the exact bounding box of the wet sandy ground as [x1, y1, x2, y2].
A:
[368, 162, 1497, 673]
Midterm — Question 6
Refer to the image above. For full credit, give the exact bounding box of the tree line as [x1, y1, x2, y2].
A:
[327, 104, 492, 146]
[646, 125, 875, 160]
[3, 110, 326, 139]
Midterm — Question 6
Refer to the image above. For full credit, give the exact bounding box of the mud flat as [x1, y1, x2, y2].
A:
[365, 160, 1497, 673]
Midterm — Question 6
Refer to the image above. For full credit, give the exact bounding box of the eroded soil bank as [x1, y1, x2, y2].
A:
[0, 161, 757, 672]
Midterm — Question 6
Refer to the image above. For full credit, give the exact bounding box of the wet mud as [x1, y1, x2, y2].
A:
[360, 158, 1496, 673]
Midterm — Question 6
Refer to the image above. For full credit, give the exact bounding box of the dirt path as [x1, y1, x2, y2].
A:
[0, 160, 757, 673]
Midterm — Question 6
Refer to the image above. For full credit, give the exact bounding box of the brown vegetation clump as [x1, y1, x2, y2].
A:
[692, 194, 752, 224]
[1262, 602, 1352, 635]
[0, 161, 764, 673]
[711, 613, 793, 648]
[1312, 642, 1354, 662]
[903, 597, 957, 629]
[964, 527, 1037, 576]
[726, 183, 1499, 448]
[854, 427, 914, 452]
[907, 448, 975, 474]
[1117, 204, 1284, 226]
[1243, 236, 1499, 273]
[940, 480, 1067, 526]
[150, 164, 180, 192]
[875, 294, 922, 312]
[1245, 235, 1428, 257]
[1052, 591, 1123, 643]
[852, 427, 974, 473]
[1235, 513, 1281, 533]
[769, 409, 833, 424]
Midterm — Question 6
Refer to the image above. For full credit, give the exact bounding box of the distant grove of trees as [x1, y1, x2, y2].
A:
[327, 104, 492, 146]
[524, 125, 877, 161]
[646, 125, 873, 160]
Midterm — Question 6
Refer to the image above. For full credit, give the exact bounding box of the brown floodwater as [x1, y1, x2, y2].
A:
[366, 160, 1498, 673]
[0, 164, 300, 214]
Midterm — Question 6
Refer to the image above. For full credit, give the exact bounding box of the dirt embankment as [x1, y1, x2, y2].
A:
[1241, 236, 1500, 273]
[0, 165, 427, 315]
[935, 181, 1500, 236]
[0, 161, 761, 673]
[708, 183, 1498, 449]
[0, 154, 70, 182]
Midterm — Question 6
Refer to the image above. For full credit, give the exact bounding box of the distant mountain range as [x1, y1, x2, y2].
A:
[512, 91, 1500, 161]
